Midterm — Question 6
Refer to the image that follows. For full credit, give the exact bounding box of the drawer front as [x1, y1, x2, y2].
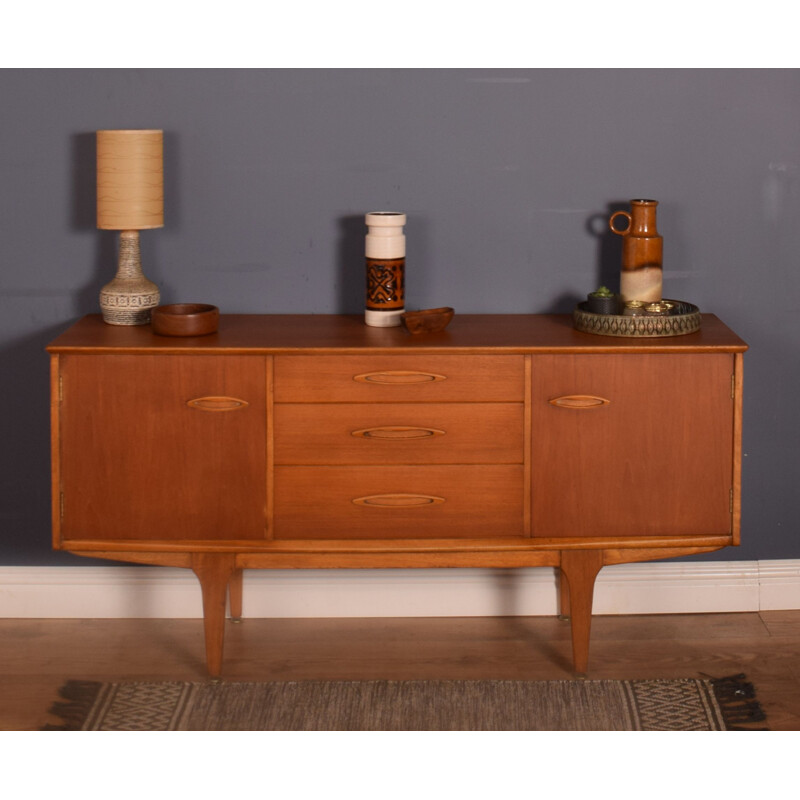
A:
[274, 403, 523, 465]
[274, 355, 524, 403]
[273, 466, 524, 539]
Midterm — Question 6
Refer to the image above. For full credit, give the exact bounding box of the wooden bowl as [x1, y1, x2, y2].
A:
[151, 304, 219, 336]
[401, 307, 454, 334]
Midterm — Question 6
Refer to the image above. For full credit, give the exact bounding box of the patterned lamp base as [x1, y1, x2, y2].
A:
[100, 230, 160, 326]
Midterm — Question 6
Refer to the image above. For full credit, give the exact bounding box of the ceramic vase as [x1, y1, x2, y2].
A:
[365, 212, 406, 327]
[609, 199, 663, 304]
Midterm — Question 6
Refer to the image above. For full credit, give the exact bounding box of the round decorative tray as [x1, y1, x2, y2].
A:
[573, 299, 701, 338]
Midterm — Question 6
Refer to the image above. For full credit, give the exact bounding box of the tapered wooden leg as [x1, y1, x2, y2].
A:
[229, 568, 244, 622]
[559, 550, 604, 676]
[558, 570, 571, 621]
[191, 554, 236, 677]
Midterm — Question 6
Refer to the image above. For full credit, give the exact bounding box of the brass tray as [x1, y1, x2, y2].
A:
[573, 299, 701, 338]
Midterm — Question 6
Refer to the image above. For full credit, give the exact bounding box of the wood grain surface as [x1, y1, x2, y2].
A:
[273, 465, 525, 539]
[47, 313, 748, 356]
[4, 612, 799, 730]
[531, 353, 735, 538]
[274, 402, 523, 465]
[57, 354, 267, 541]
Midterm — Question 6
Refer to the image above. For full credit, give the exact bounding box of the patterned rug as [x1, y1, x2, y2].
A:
[44, 675, 766, 731]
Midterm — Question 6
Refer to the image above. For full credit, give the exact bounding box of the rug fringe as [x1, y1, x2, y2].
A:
[709, 674, 768, 730]
[42, 680, 103, 731]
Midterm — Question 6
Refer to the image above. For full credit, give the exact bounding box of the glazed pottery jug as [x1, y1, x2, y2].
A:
[609, 199, 663, 303]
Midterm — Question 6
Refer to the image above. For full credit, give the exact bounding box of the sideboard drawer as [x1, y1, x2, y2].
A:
[274, 355, 525, 403]
[274, 402, 523, 465]
[273, 465, 524, 538]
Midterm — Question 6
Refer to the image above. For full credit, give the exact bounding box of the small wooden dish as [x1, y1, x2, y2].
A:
[401, 307, 454, 334]
[151, 304, 219, 337]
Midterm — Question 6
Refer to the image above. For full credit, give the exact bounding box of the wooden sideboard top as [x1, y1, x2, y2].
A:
[47, 313, 748, 355]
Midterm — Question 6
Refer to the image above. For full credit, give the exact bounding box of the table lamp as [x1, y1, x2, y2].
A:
[96, 129, 163, 325]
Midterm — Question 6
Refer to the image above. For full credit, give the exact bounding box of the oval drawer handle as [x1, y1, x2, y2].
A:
[187, 396, 249, 412]
[351, 426, 446, 440]
[549, 395, 610, 409]
[354, 371, 447, 385]
[352, 493, 445, 508]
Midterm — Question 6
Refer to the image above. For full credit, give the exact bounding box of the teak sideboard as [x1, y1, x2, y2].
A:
[48, 314, 747, 676]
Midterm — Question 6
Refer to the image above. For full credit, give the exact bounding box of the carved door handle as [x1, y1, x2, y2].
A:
[548, 395, 610, 409]
[351, 426, 446, 440]
[352, 494, 445, 507]
[353, 371, 447, 385]
[187, 396, 249, 411]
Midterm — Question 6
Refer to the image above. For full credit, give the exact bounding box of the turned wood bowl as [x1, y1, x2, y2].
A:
[401, 307, 455, 334]
[151, 304, 220, 336]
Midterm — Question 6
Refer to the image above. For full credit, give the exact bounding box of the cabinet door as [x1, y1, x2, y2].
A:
[531, 354, 735, 538]
[58, 354, 267, 541]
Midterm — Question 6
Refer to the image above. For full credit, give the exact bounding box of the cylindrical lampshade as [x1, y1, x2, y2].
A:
[97, 129, 164, 230]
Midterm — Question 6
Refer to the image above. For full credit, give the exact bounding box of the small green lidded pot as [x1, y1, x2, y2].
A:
[586, 286, 620, 315]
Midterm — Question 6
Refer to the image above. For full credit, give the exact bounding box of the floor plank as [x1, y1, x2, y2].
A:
[2, 613, 798, 730]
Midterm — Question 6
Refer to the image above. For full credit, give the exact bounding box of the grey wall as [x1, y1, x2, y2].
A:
[1, 68, 798, 565]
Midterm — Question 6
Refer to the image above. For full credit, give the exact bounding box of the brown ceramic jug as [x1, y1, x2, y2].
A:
[609, 199, 663, 303]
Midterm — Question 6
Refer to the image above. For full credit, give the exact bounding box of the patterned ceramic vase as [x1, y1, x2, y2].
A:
[365, 212, 406, 327]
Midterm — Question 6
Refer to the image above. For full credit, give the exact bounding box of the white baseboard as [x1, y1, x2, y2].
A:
[0, 560, 798, 619]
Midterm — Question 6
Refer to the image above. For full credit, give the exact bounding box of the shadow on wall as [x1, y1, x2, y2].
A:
[0, 324, 116, 565]
[71, 131, 112, 316]
[335, 215, 365, 315]
[0, 130, 182, 567]
[542, 202, 627, 314]
[589, 200, 629, 294]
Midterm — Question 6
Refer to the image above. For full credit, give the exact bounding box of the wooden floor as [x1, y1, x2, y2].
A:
[2, 611, 799, 730]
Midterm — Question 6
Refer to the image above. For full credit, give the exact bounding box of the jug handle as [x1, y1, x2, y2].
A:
[609, 210, 632, 235]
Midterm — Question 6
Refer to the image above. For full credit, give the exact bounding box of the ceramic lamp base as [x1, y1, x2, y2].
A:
[100, 231, 160, 325]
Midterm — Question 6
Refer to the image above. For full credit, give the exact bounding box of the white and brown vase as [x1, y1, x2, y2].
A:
[609, 199, 663, 304]
[365, 212, 406, 327]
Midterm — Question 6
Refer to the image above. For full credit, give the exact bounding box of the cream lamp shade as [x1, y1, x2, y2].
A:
[97, 129, 164, 230]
